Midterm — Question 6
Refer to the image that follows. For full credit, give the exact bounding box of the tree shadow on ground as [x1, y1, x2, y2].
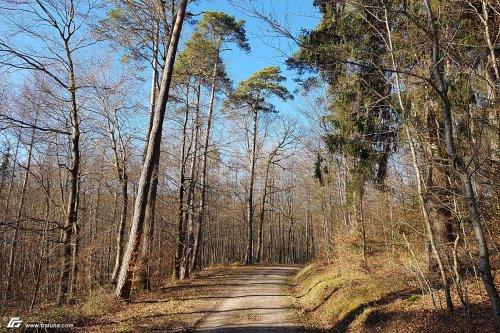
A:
[361, 304, 496, 333]
[192, 327, 310, 333]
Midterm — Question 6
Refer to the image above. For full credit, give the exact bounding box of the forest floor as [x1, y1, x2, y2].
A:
[4, 262, 497, 332]
[6, 265, 304, 333]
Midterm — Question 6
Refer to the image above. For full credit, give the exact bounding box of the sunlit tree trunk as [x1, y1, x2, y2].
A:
[116, 0, 189, 301]
[58, 38, 80, 304]
[191, 47, 220, 272]
[245, 109, 258, 265]
[175, 82, 191, 280]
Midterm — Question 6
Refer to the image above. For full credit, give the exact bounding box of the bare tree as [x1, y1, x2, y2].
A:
[0, 0, 98, 304]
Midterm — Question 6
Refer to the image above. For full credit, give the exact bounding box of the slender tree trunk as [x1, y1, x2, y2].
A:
[1, 134, 20, 255]
[385, 4, 453, 312]
[422, 0, 500, 324]
[245, 110, 258, 265]
[31, 194, 50, 311]
[106, 100, 130, 285]
[407, 126, 454, 312]
[305, 199, 310, 262]
[137, 16, 161, 291]
[310, 211, 315, 260]
[256, 158, 271, 262]
[111, 176, 128, 283]
[359, 191, 368, 270]
[69, 183, 81, 302]
[58, 42, 80, 304]
[182, 79, 201, 278]
[6, 124, 35, 296]
[140, 162, 158, 290]
[144, 10, 161, 153]
[174, 83, 191, 280]
[476, 0, 500, 153]
[191, 50, 219, 271]
[115, 0, 188, 301]
[478, 0, 500, 85]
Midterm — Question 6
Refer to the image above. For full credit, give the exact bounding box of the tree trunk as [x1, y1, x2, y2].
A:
[191, 51, 219, 272]
[174, 83, 191, 280]
[140, 164, 158, 290]
[424, 0, 499, 321]
[1, 134, 20, 299]
[359, 191, 368, 270]
[30, 193, 50, 311]
[137, 16, 161, 291]
[6, 124, 35, 296]
[115, 0, 188, 301]
[69, 185, 81, 302]
[181, 78, 201, 278]
[256, 157, 272, 262]
[407, 126, 454, 312]
[245, 110, 258, 265]
[111, 176, 128, 283]
[58, 42, 80, 304]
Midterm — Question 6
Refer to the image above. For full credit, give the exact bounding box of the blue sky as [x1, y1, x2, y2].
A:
[190, 0, 321, 113]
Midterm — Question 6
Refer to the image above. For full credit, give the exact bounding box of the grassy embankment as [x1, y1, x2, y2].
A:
[290, 258, 497, 333]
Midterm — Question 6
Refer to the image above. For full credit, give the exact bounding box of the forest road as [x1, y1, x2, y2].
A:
[195, 265, 301, 333]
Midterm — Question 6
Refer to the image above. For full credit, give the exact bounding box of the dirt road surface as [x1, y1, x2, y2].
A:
[195, 265, 301, 333]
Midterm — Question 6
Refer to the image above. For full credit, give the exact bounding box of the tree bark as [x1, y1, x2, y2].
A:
[111, 176, 128, 284]
[245, 109, 258, 265]
[109, 107, 129, 284]
[191, 50, 219, 271]
[407, 126, 454, 312]
[181, 78, 202, 278]
[58, 39, 80, 304]
[256, 160, 270, 263]
[174, 82, 191, 280]
[115, 0, 188, 301]
[69, 184, 81, 302]
[139, 168, 158, 290]
[422, 0, 499, 322]
[384, 5, 453, 311]
[30, 193, 50, 311]
[137, 14, 161, 291]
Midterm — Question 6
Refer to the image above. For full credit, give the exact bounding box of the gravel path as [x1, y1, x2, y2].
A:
[195, 265, 300, 333]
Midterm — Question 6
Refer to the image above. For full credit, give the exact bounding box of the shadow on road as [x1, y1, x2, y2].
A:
[193, 326, 315, 333]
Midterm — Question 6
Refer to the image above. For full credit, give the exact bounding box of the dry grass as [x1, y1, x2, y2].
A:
[80, 265, 245, 332]
[1, 265, 244, 333]
[291, 253, 498, 333]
